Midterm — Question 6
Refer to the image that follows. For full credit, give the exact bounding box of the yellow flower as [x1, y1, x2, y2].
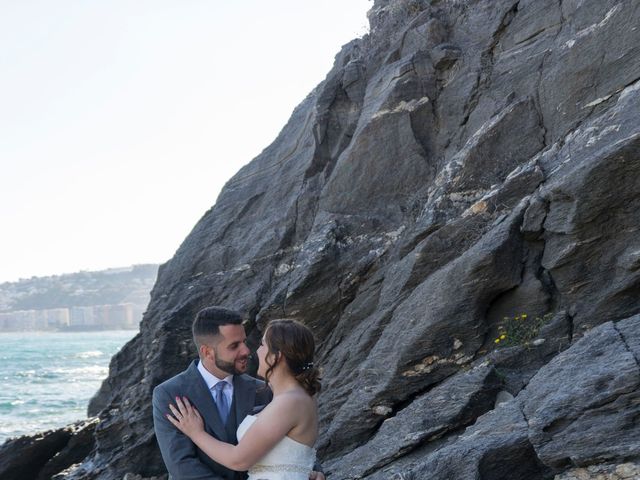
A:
[500, 334, 506, 340]
[494, 338, 500, 344]
[522, 314, 528, 319]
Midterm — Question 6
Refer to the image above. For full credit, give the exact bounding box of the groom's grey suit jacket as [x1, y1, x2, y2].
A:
[153, 360, 273, 480]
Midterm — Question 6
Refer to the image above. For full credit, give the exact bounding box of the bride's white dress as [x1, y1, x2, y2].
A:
[236, 415, 316, 480]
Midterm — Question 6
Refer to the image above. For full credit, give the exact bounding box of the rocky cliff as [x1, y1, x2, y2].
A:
[2, 0, 639, 479]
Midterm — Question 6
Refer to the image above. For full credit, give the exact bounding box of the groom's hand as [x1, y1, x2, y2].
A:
[309, 471, 325, 480]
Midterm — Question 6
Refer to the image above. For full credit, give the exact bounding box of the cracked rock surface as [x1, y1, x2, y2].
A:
[3, 0, 639, 479]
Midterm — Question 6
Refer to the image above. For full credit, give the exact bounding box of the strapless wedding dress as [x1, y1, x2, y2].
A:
[236, 415, 316, 480]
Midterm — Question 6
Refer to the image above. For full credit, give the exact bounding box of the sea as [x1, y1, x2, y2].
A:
[0, 330, 138, 444]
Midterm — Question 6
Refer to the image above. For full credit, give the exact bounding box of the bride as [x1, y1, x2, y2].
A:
[168, 318, 321, 480]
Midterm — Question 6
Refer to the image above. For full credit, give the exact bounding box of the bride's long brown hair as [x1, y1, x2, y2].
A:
[263, 319, 321, 396]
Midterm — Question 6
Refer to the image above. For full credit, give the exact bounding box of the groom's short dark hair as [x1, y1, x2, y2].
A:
[192, 306, 244, 349]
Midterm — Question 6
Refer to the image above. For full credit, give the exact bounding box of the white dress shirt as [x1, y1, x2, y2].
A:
[197, 360, 234, 407]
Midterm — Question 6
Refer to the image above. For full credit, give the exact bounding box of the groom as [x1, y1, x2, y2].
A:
[152, 306, 324, 480]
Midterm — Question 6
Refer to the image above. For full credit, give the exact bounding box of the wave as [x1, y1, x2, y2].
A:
[73, 351, 104, 359]
[0, 401, 23, 411]
[51, 365, 108, 376]
[8, 366, 108, 387]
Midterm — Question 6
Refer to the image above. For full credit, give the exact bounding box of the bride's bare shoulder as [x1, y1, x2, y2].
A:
[269, 389, 314, 412]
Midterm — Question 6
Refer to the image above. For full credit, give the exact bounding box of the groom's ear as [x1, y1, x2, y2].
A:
[200, 343, 215, 360]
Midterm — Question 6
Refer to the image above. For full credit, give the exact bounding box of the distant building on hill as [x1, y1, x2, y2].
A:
[0, 264, 158, 331]
[0, 303, 143, 331]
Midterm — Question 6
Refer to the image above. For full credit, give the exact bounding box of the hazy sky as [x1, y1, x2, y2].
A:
[0, 0, 371, 283]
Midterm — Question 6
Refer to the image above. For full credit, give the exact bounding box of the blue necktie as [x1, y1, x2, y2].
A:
[214, 382, 229, 424]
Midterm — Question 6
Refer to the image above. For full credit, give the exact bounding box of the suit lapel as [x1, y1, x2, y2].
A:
[183, 360, 228, 441]
[233, 374, 256, 427]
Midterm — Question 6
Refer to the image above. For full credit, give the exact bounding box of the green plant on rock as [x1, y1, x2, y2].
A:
[494, 312, 552, 348]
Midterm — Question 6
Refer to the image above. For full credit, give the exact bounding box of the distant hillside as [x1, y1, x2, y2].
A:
[0, 264, 159, 313]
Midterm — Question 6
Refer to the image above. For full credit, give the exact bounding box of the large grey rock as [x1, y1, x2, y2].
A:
[325, 363, 501, 478]
[398, 401, 552, 480]
[0, 419, 96, 480]
[336, 316, 640, 480]
[13, 0, 640, 478]
[520, 317, 640, 468]
[0, 429, 71, 480]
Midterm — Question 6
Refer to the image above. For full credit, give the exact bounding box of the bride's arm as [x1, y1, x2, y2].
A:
[168, 395, 299, 471]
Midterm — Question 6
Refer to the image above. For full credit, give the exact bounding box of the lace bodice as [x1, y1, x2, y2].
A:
[236, 415, 316, 480]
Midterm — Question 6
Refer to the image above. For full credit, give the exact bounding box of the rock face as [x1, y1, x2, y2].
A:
[5, 0, 639, 478]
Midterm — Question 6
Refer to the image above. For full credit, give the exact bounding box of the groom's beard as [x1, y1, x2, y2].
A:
[215, 351, 249, 376]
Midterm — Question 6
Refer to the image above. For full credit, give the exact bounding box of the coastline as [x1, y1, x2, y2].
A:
[0, 326, 139, 333]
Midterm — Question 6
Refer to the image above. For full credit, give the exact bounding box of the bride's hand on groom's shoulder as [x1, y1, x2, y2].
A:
[167, 396, 204, 439]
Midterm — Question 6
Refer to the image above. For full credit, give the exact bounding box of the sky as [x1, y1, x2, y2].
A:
[0, 0, 371, 283]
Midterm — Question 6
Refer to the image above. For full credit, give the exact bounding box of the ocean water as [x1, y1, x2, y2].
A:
[0, 330, 138, 444]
